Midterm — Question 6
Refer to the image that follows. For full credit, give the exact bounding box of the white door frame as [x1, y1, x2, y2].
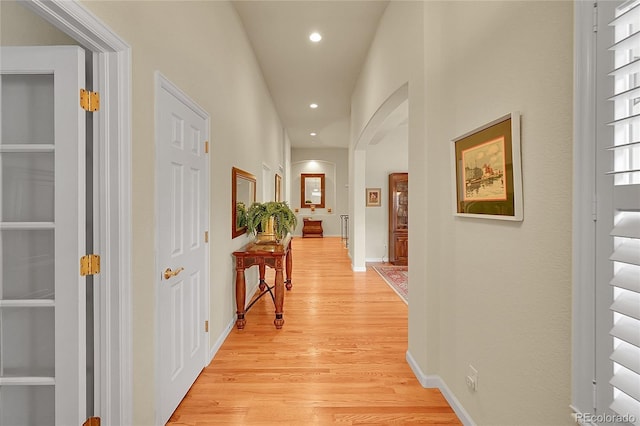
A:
[262, 163, 272, 201]
[22, 1, 133, 424]
[571, 1, 596, 417]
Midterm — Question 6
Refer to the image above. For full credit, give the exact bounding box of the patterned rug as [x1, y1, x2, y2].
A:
[372, 265, 408, 304]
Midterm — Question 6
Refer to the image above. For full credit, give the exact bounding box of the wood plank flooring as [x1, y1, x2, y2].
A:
[168, 237, 460, 425]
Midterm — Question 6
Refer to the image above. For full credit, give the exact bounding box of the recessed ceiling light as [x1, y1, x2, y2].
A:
[310, 103, 318, 109]
[309, 32, 322, 42]
[310, 132, 317, 136]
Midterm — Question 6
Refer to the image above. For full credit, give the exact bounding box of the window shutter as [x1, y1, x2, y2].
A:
[608, 0, 640, 422]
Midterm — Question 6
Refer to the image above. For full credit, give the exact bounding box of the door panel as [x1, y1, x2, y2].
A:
[0, 45, 86, 425]
[156, 75, 209, 425]
[0, 386, 55, 426]
[2, 229, 54, 300]
[1, 74, 54, 144]
[1, 152, 55, 222]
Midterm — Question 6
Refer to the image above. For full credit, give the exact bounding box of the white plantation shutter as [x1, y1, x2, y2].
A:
[608, 1, 640, 421]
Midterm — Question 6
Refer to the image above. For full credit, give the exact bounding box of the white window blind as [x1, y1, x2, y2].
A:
[608, 1, 640, 422]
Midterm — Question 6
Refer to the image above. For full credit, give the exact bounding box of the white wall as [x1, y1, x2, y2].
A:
[352, 1, 573, 425]
[0, 0, 76, 45]
[291, 148, 348, 237]
[350, 2, 423, 274]
[68, 1, 285, 424]
[350, 0, 428, 361]
[423, 2, 573, 424]
[365, 125, 408, 261]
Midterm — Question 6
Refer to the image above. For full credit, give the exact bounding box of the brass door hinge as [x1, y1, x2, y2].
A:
[80, 88, 100, 112]
[204, 231, 209, 243]
[80, 254, 101, 276]
[83, 417, 100, 426]
[205, 320, 209, 333]
[205, 141, 209, 154]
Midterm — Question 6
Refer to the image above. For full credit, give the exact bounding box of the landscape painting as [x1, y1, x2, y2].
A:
[461, 136, 507, 201]
[451, 112, 523, 221]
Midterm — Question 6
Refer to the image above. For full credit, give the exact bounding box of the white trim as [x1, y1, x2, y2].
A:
[572, 0, 597, 415]
[25, 0, 129, 52]
[405, 351, 476, 426]
[21, 1, 133, 424]
[209, 319, 236, 363]
[262, 162, 272, 202]
[570, 405, 598, 426]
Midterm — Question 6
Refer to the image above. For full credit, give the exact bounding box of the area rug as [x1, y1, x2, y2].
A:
[372, 265, 408, 304]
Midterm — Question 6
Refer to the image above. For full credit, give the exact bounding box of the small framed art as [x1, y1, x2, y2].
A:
[451, 112, 523, 221]
[366, 188, 381, 207]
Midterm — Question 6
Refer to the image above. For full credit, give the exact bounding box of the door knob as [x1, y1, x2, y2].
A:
[163, 267, 184, 280]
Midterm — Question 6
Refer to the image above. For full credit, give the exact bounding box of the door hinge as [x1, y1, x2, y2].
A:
[205, 141, 209, 154]
[83, 417, 100, 426]
[205, 231, 209, 243]
[205, 320, 209, 333]
[80, 254, 101, 276]
[80, 88, 100, 112]
[592, 2, 598, 33]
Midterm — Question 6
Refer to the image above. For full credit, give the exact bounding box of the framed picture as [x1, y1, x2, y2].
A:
[274, 174, 282, 202]
[451, 112, 523, 221]
[366, 188, 381, 207]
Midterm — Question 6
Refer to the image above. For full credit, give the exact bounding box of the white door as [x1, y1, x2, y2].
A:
[155, 74, 209, 424]
[0, 46, 87, 425]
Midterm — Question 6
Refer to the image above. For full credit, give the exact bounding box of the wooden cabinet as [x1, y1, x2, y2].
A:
[302, 218, 323, 238]
[389, 173, 408, 265]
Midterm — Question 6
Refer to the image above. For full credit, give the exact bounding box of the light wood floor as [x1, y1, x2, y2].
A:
[168, 237, 460, 425]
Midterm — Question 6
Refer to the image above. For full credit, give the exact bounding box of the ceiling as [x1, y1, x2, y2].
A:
[232, 1, 390, 149]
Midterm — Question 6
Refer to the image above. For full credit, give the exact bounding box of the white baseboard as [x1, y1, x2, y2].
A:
[406, 350, 476, 426]
[352, 265, 366, 272]
[365, 257, 384, 263]
[570, 405, 598, 426]
[209, 318, 235, 362]
[208, 281, 261, 362]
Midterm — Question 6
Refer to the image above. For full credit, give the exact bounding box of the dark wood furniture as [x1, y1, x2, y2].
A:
[302, 218, 323, 238]
[389, 173, 408, 265]
[232, 235, 292, 329]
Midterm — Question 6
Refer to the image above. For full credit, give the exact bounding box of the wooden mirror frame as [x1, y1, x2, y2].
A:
[275, 174, 282, 202]
[300, 173, 325, 208]
[232, 167, 256, 238]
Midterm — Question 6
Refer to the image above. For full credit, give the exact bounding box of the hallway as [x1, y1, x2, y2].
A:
[168, 237, 460, 425]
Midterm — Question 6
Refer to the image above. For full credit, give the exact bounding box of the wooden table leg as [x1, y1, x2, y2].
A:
[285, 242, 293, 290]
[259, 263, 267, 291]
[235, 267, 246, 329]
[273, 257, 285, 329]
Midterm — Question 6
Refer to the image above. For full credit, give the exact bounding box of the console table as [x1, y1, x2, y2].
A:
[302, 218, 323, 238]
[232, 235, 292, 329]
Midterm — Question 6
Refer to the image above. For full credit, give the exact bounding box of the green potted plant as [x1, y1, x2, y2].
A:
[235, 201, 248, 229]
[246, 201, 298, 242]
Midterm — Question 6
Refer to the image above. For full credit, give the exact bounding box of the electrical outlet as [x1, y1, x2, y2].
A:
[466, 365, 478, 392]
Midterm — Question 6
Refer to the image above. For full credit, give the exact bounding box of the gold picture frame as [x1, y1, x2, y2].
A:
[275, 173, 282, 202]
[366, 188, 381, 207]
[451, 112, 523, 221]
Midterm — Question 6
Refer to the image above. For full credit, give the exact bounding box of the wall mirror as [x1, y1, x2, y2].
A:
[232, 167, 256, 238]
[300, 173, 325, 208]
